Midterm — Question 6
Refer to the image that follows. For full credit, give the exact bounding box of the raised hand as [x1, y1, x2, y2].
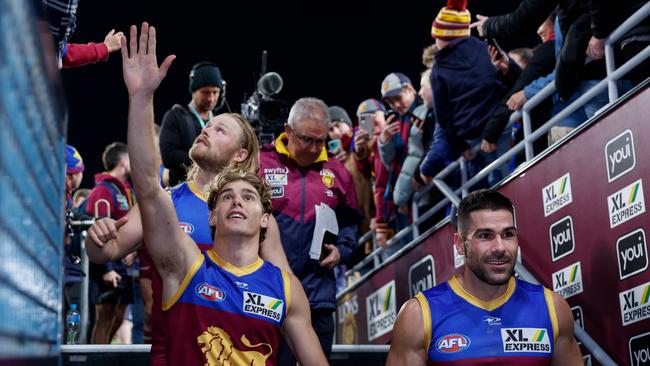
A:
[120, 22, 175, 97]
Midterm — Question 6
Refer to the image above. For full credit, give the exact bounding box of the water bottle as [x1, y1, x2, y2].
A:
[65, 304, 81, 344]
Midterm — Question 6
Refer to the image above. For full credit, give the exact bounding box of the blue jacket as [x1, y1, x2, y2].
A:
[430, 37, 508, 151]
[259, 134, 361, 309]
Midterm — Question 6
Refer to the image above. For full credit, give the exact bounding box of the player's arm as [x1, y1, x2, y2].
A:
[121, 22, 198, 301]
[85, 204, 144, 264]
[550, 292, 582, 366]
[282, 274, 328, 366]
[386, 298, 428, 366]
[258, 215, 291, 273]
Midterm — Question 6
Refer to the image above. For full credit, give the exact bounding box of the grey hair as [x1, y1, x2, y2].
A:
[287, 97, 331, 129]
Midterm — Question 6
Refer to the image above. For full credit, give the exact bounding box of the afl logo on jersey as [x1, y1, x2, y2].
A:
[436, 334, 471, 353]
[179, 222, 194, 234]
[195, 282, 225, 302]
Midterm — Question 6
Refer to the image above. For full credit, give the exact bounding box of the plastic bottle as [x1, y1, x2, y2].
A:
[65, 304, 81, 344]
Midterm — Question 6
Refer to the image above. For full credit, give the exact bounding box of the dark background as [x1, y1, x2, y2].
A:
[62, 0, 537, 188]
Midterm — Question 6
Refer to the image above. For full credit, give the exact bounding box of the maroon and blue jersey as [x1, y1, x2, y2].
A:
[416, 276, 557, 365]
[164, 251, 290, 366]
[148, 181, 213, 366]
[259, 134, 360, 309]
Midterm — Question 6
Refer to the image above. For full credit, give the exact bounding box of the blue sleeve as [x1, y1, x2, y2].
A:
[336, 224, 358, 264]
[104, 262, 115, 273]
[523, 72, 555, 99]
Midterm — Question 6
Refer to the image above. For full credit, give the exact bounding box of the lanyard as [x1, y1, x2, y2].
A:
[188, 103, 212, 130]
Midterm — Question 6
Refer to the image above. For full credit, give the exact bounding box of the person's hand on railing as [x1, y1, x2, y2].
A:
[470, 14, 489, 38]
[586, 36, 605, 60]
[507, 90, 528, 111]
[480, 139, 497, 153]
[488, 45, 509, 75]
[379, 114, 399, 144]
[373, 221, 395, 249]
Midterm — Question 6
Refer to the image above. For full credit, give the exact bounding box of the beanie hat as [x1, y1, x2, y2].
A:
[431, 0, 471, 40]
[381, 72, 412, 99]
[66, 144, 84, 174]
[328, 106, 352, 127]
[356, 99, 386, 117]
[189, 62, 223, 93]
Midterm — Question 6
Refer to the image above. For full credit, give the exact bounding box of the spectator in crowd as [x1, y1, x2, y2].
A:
[72, 188, 91, 209]
[386, 189, 582, 365]
[42, 0, 123, 68]
[117, 24, 327, 364]
[587, 0, 650, 86]
[63, 145, 85, 332]
[159, 62, 225, 186]
[481, 10, 557, 162]
[259, 97, 361, 364]
[352, 99, 395, 253]
[65, 144, 84, 211]
[471, 0, 609, 119]
[377, 72, 430, 258]
[328, 106, 374, 250]
[85, 142, 136, 344]
[426, 0, 510, 185]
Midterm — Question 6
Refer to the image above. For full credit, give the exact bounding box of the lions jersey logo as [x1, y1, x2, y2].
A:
[320, 169, 335, 188]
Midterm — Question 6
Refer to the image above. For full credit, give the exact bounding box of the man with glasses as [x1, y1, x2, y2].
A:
[259, 97, 361, 365]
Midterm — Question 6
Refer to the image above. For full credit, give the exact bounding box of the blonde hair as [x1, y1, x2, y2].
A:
[422, 44, 439, 68]
[186, 113, 259, 182]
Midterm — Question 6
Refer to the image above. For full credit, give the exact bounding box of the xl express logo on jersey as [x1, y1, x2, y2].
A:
[408, 255, 436, 297]
[618, 229, 648, 280]
[501, 328, 551, 353]
[195, 283, 225, 302]
[243, 291, 284, 322]
[606, 129, 636, 182]
[552, 261, 583, 299]
[608, 179, 645, 228]
[549, 216, 575, 261]
[435, 334, 471, 353]
[619, 281, 650, 326]
[366, 280, 396, 341]
[542, 173, 572, 217]
[629, 332, 650, 366]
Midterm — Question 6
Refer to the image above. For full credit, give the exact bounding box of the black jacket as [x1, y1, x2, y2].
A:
[483, 40, 557, 143]
[483, 0, 604, 100]
[159, 104, 203, 186]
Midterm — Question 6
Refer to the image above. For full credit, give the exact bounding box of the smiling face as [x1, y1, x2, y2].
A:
[210, 179, 269, 239]
[455, 209, 518, 286]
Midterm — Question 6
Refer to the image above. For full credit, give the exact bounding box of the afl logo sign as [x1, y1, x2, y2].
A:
[436, 334, 471, 353]
[179, 222, 194, 234]
[195, 283, 225, 302]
